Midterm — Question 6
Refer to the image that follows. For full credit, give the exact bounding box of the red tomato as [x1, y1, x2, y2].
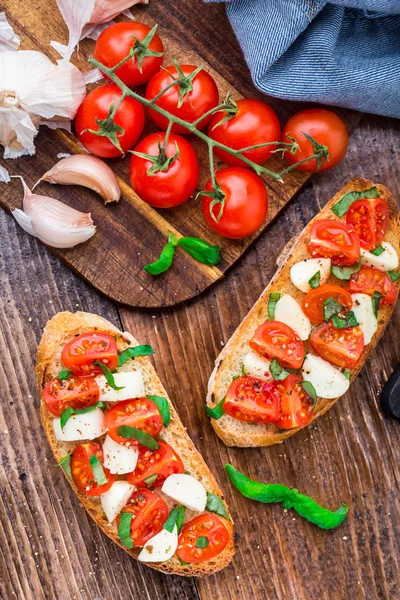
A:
[104, 398, 163, 446]
[302, 284, 353, 325]
[42, 376, 99, 417]
[208, 98, 281, 167]
[127, 440, 184, 488]
[75, 84, 145, 158]
[348, 266, 397, 305]
[282, 109, 348, 172]
[71, 443, 114, 496]
[275, 374, 314, 430]
[346, 197, 389, 251]
[223, 375, 280, 424]
[310, 322, 364, 368]
[116, 489, 169, 547]
[94, 22, 164, 87]
[146, 64, 219, 134]
[201, 167, 268, 239]
[308, 219, 360, 266]
[130, 132, 199, 208]
[177, 514, 230, 564]
[61, 332, 118, 376]
[250, 321, 305, 370]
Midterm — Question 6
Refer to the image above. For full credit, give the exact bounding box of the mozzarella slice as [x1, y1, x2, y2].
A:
[243, 350, 272, 382]
[290, 258, 331, 293]
[101, 480, 135, 522]
[96, 370, 145, 402]
[361, 242, 399, 271]
[138, 525, 178, 563]
[161, 474, 207, 512]
[351, 293, 377, 345]
[302, 354, 350, 399]
[103, 434, 139, 474]
[274, 294, 311, 340]
[53, 409, 106, 442]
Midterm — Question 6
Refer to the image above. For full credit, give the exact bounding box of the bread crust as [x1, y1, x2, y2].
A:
[206, 178, 400, 447]
[37, 311, 235, 576]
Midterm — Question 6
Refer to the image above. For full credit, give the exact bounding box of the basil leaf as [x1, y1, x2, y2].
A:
[205, 397, 225, 420]
[270, 358, 289, 381]
[94, 360, 124, 391]
[116, 425, 160, 450]
[370, 245, 385, 256]
[60, 407, 75, 429]
[178, 556, 189, 566]
[89, 454, 108, 486]
[331, 258, 362, 281]
[371, 291, 384, 317]
[288, 489, 348, 530]
[60, 401, 106, 429]
[57, 453, 72, 479]
[118, 345, 154, 367]
[342, 370, 351, 380]
[331, 310, 358, 329]
[118, 511, 133, 548]
[163, 506, 186, 533]
[308, 271, 320, 289]
[331, 187, 379, 217]
[388, 270, 400, 282]
[58, 367, 73, 381]
[206, 492, 231, 520]
[178, 237, 221, 266]
[268, 292, 281, 320]
[144, 240, 176, 275]
[300, 381, 317, 402]
[195, 536, 209, 549]
[144, 474, 158, 487]
[146, 395, 170, 427]
[241, 364, 246, 376]
[323, 298, 343, 322]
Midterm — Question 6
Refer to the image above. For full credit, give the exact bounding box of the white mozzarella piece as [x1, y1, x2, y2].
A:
[290, 258, 331, 293]
[302, 354, 350, 400]
[103, 434, 139, 474]
[138, 525, 178, 563]
[361, 242, 399, 271]
[161, 474, 207, 512]
[274, 294, 311, 340]
[53, 409, 106, 442]
[351, 293, 377, 345]
[96, 370, 145, 402]
[243, 350, 272, 382]
[100, 480, 135, 522]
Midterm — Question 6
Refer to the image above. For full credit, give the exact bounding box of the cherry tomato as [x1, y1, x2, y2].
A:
[250, 321, 305, 370]
[71, 443, 114, 497]
[94, 22, 164, 87]
[130, 132, 199, 208]
[348, 266, 398, 305]
[275, 374, 314, 430]
[146, 64, 219, 134]
[116, 489, 169, 547]
[282, 109, 348, 172]
[310, 322, 364, 369]
[308, 219, 360, 266]
[61, 332, 118, 376]
[346, 197, 389, 251]
[302, 283, 353, 325]
[223, 375, 280, 424]
[127, 440, 184, 488]
[42, 376, 99, 417]
[75, 84, 145, 158]
[208, 98, 281, 167]
[201, 167, 268, 239]
[104, 398, 163, 446]
[177, 514, 230, 564]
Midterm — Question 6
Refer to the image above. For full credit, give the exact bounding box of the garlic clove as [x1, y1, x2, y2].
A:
[12, 208, 36, 237]
[36, 155, 120, 204]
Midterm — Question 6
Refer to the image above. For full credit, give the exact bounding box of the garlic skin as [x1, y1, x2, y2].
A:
[0, 12, 20, 51]
[37, 155, 121, 204]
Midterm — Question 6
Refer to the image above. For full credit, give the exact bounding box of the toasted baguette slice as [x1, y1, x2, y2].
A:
[37, 311, 234, 576]
[207, 178, 400, 447]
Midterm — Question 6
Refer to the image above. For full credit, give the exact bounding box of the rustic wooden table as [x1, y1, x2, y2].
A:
[1, 2, 400, 600]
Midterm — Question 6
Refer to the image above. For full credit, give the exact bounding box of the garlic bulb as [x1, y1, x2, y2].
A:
[0, 12, 20, 51]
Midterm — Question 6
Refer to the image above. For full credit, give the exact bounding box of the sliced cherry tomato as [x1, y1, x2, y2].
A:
[348, 266, 397, 305]
[308, 219, 360, 266]
[116, 489, 169, 547]
[177, 514, 230, 564]
[71, 443, 114, 497]
[346, 197, 388, 251]
[127, 440, 184, 488]
[310, 322, 364, 368]
[146, 64, 219, 134]
[302, 283, 353, 325]
[94, 22, 164, 87]
[42, 376, 100, 417]
[61, 332, 118, 376]
[223, 375, 280, 424]
[250, 321, 305, 370]
[274, 374, 314, 430]
[208, 98, 281, 167]
[105, 398, 163, 446]
[201, 167, 268, 239]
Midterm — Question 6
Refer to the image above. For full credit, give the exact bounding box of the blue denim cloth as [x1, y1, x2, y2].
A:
[204, 0, 400, 117]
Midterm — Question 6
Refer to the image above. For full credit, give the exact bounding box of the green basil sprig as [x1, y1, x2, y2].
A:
[323, 298, 343, 322]
[270, 358, 290, 381]
[331, 310, 358, 329]
[300, 380, 317, 403]
[308, 271, 320, 289]
[94, 360, 124, 391]
[371, 291, 384, 317]
[89, 454, 108, 486]
[144, 233, 177, 275]
[205, 397, 225, 420]
[331, 187, 379, 217]
[370, 245, 385, 256]
[268, 292, 281, 320]
[57, 453, 72, 479]
[118, 511, 134, 548]
[226, 464, 348, 530]
[118, 345, 154, 367]
[163, 506, 186, 533]
[206, 492, 231, 520]
[146, 395, 171, 427]
[116, 425, 160, 450]
[331, 258, 362, 281]
[60, 401, 106, 430]
[58, 367, 73, 381]
[388, 270, 400, 282]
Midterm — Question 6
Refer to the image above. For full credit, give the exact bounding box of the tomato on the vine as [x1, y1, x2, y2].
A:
[346, 197, 389, 251]
[307, 219, 360, 266]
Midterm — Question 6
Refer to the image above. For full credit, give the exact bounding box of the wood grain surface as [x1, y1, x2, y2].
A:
[1, 2, 399, 600]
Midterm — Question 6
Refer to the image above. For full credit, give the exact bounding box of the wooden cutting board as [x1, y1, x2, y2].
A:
[0, 2, 357, 308]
